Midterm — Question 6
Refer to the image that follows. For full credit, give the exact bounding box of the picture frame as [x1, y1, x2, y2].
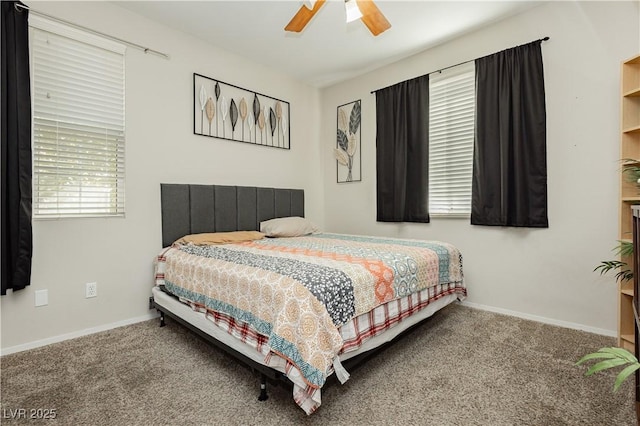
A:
[335, 100, 361, 183]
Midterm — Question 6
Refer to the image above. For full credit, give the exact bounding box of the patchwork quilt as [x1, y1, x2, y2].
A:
[155, 233, 465, 411]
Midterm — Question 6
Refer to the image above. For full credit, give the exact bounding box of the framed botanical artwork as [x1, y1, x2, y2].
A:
[193, 73, 290, 149]
[334, 100, 361, 183]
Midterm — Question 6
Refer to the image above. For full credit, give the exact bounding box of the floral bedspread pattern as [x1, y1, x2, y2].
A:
[156, 233, 464, 393]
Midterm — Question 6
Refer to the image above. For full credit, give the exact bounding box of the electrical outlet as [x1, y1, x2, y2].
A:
[35, 289, 48, 307]
[85, 282, 97, 298]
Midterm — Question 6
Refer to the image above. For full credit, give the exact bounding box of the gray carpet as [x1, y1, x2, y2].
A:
[0, 304, 635, 425]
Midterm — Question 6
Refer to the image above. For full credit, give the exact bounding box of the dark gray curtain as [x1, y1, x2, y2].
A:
[471, 40, 548, 228]
[1, 1, 32, 295]
[375, 75, 430, 223]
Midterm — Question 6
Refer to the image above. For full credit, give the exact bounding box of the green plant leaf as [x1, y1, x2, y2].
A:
[594, 260, 633, 283]
[614, 363, 640, 391]
[614, 240, 634, 257]
[595, 238, 635, 282]
[598, 347, 638, 363]
[594, 260, 626, 275]
[576, 352, 618, 365]
[615, 269, 633, 283]
[621, 158, 640, 182]
[621, 158, 640, 164]
[585, 358, 628, 376]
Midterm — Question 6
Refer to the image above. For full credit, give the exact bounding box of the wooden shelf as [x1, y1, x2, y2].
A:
[624, 87, 640, 97]
[621, 333, 635, 344]
[623, 55, 640, 94]
[619, 55, 640, 356]
[621, 335, 635, 352]
[623, 125, 640, 134]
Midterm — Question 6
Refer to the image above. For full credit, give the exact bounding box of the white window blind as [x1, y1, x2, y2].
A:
[428, 61, 475, 217]
[31, 20, 125, 218]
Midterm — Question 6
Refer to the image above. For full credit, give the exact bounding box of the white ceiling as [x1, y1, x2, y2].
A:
[115, 0, 541, 88]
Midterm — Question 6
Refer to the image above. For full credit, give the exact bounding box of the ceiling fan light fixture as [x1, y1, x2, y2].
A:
[344, 0, 362, 23]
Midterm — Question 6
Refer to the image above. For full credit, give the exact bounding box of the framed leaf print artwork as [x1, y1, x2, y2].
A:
[334, 100, 361, 183]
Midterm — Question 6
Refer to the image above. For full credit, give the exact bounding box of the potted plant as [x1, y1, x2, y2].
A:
[578, 240, 636, 388]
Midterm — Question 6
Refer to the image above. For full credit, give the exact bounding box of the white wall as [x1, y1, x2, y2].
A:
[0, 1, 323, 351]
[320, 1, 639, 334]
[3, 1, 637, 353]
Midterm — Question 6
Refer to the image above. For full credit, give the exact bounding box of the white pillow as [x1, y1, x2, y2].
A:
[260, 216, 319, 237]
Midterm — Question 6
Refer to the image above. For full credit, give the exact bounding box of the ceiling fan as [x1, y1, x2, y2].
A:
[285, 0, 391, 37]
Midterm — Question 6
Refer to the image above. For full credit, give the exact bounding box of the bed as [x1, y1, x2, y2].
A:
[152, 183, 466, 414]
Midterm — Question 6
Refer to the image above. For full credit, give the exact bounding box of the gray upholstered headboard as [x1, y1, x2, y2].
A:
[160, 184, 304, 247]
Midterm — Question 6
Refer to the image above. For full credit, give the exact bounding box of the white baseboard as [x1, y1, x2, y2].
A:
[459, 301, 617, 338]
[1, 303, 617, 356]
[1, 312, 159, 356]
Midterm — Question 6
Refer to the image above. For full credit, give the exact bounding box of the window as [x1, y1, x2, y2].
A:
[428, 62, 475, 217]
[30, 18, 125, 218]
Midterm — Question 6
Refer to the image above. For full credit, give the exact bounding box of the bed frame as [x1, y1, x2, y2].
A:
[154, 183, 452, 404]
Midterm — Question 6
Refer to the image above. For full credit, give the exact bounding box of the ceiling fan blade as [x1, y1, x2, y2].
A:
[356, 0, 391, 36]
[285, 0, 327, 33]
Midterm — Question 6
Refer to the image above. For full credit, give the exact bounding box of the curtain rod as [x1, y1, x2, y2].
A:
[14, 2, 170, 60]
[370, 36, 549, 95]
